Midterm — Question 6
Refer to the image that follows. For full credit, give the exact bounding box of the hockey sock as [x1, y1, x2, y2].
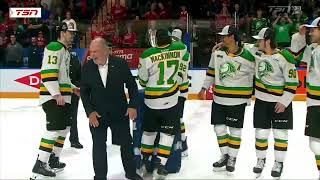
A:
[141, 131, 157, 160]
[52, 126, 70, 158]
[180, 118, 187, 142]
[255, 128, 271, 159]
[38, 130, 60, 163]
[228, 127, 242, 157]
[214, 125, 229, 155]
[157, 132, 174, 165]
[309, 137, 320, 172]
[273, 129, 288, 162]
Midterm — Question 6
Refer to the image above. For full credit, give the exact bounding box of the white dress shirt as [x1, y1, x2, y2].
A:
[98, 60, 108, 88]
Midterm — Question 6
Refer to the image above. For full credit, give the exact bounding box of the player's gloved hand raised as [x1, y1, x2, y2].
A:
[53, 95, 65, 106]
[89, 111, 101, 127]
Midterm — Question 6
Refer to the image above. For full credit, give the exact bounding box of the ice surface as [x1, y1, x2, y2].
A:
[0, 99, 318, 179]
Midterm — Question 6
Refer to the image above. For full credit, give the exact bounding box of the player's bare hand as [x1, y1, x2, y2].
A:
[198, 88, 206, 100]
[89, 111, 101, 127]
[275, 102, 286, 113]
[126, 108, 137, 121]
[53, 95, 65, 106]
[299, 25, 307, 35]
[212, 42, 224, 52]
[73, 87, 80, 97]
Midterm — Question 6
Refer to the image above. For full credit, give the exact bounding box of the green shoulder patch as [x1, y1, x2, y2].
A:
[279, 49, 296, 64]
[140, 48, 155, 59]
[170, 41, 187, 51]
[240, 48, 255, 62]
[46, 42, 64, 51]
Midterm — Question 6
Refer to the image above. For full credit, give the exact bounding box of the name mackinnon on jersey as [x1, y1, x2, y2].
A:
[150, 51, 181, 63]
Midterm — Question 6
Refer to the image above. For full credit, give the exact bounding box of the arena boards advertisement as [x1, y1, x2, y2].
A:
[0, 69, 307, 100]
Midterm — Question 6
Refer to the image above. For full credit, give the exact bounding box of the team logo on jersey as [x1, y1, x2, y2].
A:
[219, 62, 237, 81]
[258, 60, 273, 78]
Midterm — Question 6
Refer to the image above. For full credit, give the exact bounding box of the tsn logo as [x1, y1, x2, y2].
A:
[9, 8, 41, 18]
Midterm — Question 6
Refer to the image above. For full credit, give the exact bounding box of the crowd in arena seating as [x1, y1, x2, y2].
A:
[0, 0, 103, 67]
[1, 0, 320, 68]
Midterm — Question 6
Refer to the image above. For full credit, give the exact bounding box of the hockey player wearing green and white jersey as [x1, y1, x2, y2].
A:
[31, 22, 79, 179]
[251, 28, 299, 178]
[198, 25, 255, 173]
[138, 29, 189, 179]
[171, 28, 189, 157]
[293, 17, 320, 179]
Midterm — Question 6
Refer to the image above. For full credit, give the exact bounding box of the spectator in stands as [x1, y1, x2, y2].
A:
[144, 2, 159, 20]
[55, 7, 64, 22]
[52, 0, 65, 17]
[180, 5, 189, 21]
[232, 3, 245, 30]
[6, 34, 23, 67]
[123, 25, 137, 47]
[215, 2, 232, 31]
[6, 23, 25, 46]
[41, 3, 51, 23]
[26, 15, 43, 38]
[111, 0, 127, 20]
[251, 8, 269, 37]
[103, 14, 116, 40]
[91, 24, 105, 40]
[37, 31, 47, 49]
[28, 36, 42, 68]
[206, 0, 221, 18]
[272, 13, 293, 48]
[270, 9, 279, 24]
[158, 2, 169, 19]
[63, 10, 78, 47]
[291, 10, 308, 34]
[63, 10, 77, 33]
[47, 13, 59, 41]
[112, 29, 123, 47]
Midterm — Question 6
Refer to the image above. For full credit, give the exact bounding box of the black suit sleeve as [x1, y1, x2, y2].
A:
[80, 63, 94, 117]
[122, 60, 139, 109]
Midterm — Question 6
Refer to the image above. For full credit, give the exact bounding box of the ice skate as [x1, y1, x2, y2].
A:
[253, 158, 266, 178]
[212, 154, 229, 172]
[30, 159, 55, 179]
[271, 161, 283, 179]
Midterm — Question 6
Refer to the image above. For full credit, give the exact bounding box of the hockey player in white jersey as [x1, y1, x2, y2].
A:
[198, 25, 255, 173]
[293, 17, 320, 179]
[171, 28, 189, 157]
[31, 22, 79, 179]
[138, 29, 189, 179]
[251, 28, 299, 179]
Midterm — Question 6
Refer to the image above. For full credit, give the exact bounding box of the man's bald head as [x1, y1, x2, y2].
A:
[89, 37, 111, 65]
[91, 37, 110, 49]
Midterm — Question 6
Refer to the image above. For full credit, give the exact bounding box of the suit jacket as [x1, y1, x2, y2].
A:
[80, 56, 139, 126]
